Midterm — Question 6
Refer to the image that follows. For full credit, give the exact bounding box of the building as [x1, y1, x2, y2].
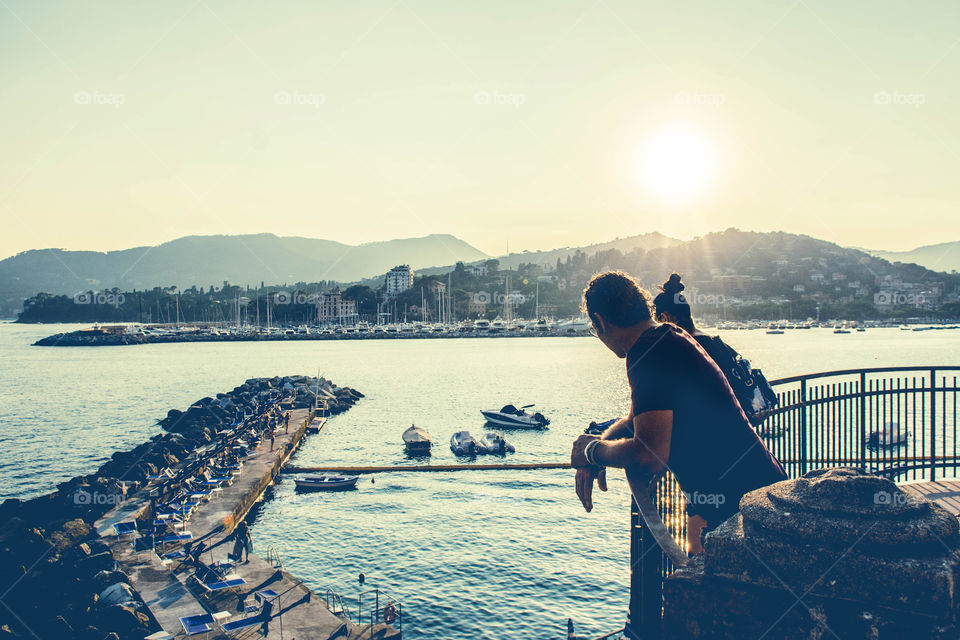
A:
[316, 287, 357, 324]
[384, 265, 414, 299]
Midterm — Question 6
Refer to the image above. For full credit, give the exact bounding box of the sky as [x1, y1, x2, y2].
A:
[1, 0, 959, 260]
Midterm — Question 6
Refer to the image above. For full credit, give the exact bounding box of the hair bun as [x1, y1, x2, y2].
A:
[662, 273, 685, 294]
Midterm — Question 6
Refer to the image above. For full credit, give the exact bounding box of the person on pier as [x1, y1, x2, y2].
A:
[570, 271, 786, 556]
[231, 521, 253, 563]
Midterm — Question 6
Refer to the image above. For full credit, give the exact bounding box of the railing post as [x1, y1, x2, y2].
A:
[799, 379, 808, 476]
[626, 494, 663, 639]
[859, 371, 867, 473]
[931, 369, 937, 482]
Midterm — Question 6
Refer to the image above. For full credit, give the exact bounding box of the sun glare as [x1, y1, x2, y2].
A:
[636, 124, 719, 204]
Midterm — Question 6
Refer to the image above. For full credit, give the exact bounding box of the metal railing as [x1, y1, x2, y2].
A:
[357, 588, 403, 634]
[627, 366, 960, 639]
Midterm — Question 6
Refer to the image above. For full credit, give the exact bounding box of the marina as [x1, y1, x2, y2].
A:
[29, 319, 960, 347]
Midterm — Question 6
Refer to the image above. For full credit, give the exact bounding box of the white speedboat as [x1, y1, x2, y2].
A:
[867, 422, 911, 447]
[480, 432, 515, 454]
[402, 425, 433, 454]
[480, 404, 550, 429]
[450, 431, 482, 456]
[294, 475, 359, 491]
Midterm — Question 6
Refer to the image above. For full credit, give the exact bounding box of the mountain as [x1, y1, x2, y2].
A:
[0, 233, 487, 317]
[867, 242, 960, 274]
[412, 231, 682, 278]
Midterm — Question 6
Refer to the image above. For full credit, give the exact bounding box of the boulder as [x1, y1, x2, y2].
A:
[99, 582, 137, 607]
[664, 467, 960, 639]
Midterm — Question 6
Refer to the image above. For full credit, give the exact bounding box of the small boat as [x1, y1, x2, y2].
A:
[480, 404, 550, 429]
[766, 329, 785, 335]
[305, 416, 327, 434]
[866, 422, 911, 447]
[294, 475, 359, 491]
[450, 431, 482, 456]
[402, 425, 433, 454]
[585, 418, 617, 435]
[480, 432, 515, 454]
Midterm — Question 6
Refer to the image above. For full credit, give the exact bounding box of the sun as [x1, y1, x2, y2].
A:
[636, 124, 719, 204]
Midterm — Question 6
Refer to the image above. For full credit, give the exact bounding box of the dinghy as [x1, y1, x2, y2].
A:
[866, 422, 911, 447]
[480, 432, 515, 454]
[450, 431, 482, 456]
[293, 475, 359, 491]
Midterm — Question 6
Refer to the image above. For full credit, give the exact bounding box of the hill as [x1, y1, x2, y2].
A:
[867, 241, 960, 274]
[410, 231, 682, 279]
[0, 233, 488, 317]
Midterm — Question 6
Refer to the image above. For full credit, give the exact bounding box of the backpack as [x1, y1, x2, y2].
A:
[700, 335, 778, 425]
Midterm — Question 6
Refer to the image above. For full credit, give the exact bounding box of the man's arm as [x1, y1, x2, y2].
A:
[573, 410, 673, 474]
[599, 413, 634, 441]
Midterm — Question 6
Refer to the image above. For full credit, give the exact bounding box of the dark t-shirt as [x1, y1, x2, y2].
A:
[626, 324, 786, 527]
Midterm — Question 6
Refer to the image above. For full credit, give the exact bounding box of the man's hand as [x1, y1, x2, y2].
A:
[575, 466, 607, 512]
[571, 434, 599, 467]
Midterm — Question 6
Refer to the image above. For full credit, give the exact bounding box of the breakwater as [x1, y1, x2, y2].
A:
[32, 325, 590, 346]
[0, 375, 370, 640]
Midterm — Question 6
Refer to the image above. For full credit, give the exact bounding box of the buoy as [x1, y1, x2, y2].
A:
[384, 602, 397, 624]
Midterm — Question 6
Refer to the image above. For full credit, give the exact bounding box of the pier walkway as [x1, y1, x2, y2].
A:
[96, 408, 396, 640]
[902, 479, 960, 516]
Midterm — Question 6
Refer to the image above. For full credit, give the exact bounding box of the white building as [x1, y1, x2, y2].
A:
[385, 265, 414, 299]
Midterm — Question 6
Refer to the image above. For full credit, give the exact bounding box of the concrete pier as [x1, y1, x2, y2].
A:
[95, 408, 398, 639]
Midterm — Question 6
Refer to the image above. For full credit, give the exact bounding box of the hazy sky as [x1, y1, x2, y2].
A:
[2, 0, 958, 260]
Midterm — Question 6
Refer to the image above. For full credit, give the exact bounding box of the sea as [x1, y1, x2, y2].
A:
[1, 322, 958, 639]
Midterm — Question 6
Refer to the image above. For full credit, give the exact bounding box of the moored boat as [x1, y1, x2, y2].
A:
[294, 475, 360, 491]
[480, 432, 515, 454]
[480, 404, 550, 429]
[450, 431, 482, 456]
[402, 424, 433, 454]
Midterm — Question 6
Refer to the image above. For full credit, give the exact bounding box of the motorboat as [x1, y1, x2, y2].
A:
[402, 425, 433, 454]
[585, 418, 617, 435]
[450, 431, 482, 456]
[293, 475, 359, 491]
[480, 432, 515, 454]
[866, 422, 911, 447]
[480, 404, 550, 429]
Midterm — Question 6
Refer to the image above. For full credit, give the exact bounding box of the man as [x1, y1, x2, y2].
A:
[571, 271, 786, 550]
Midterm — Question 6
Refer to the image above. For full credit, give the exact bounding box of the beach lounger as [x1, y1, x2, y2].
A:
[113, 521, 137, 539]
[179, 613, 215, 636]
[197, 574, 246, 593]
[220, 612, 265, 633]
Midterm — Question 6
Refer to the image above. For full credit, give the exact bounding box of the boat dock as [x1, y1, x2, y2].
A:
[95, 408, 397, 640]
[283, 462, 573, 474]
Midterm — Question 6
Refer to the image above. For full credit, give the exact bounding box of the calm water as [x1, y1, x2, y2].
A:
[2, 323, 959, 638]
